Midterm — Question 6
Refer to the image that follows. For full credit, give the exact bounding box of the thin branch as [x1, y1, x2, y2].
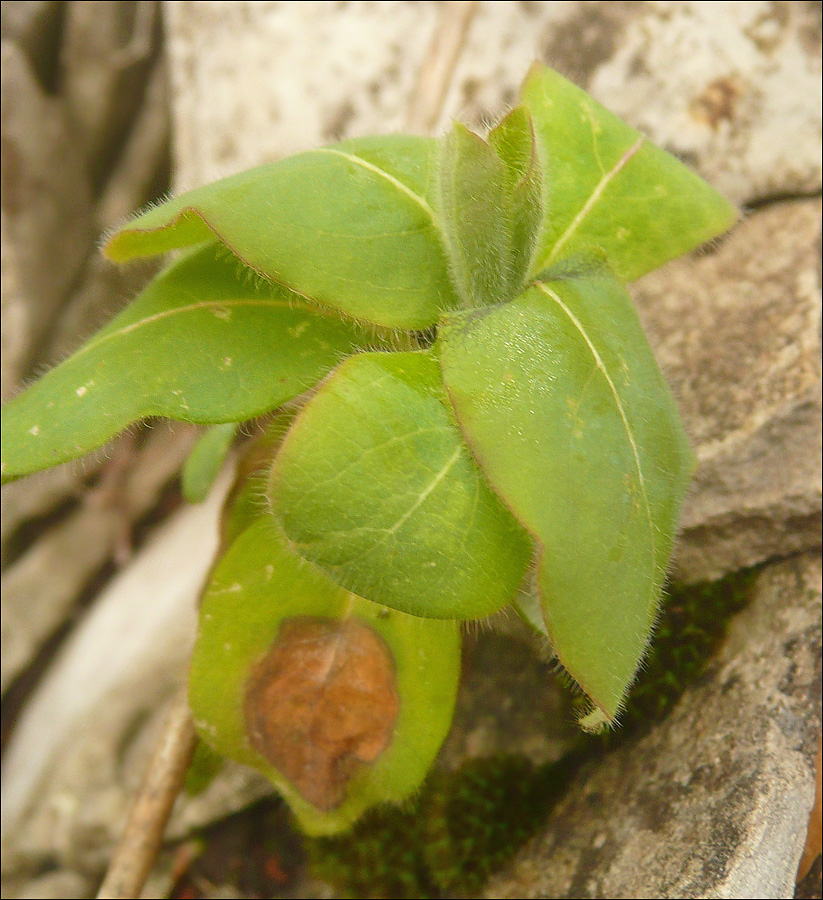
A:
[96, 687, 197, 900]
[405, 0, 479, 134]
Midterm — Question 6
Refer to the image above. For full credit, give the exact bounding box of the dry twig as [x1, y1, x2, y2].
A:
[405, 0, 478, 134]
[96, 687, 197, 900]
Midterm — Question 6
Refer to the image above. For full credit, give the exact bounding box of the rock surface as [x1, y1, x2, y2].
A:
[60, 1, 162, 189]
[0, 424, 198, 692]
[438, 623, 578, 771]
[483, 552, 822, 900]
[1, 0, 172, 691]
[163, 0, 441, 189]
[163, 1, 821, 204]
[2, 869, 95, 900]
[0, 39, 96, 380]
[636, 198, 822, 583]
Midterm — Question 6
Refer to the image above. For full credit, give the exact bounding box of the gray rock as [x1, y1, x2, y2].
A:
[483, 552, 822, 900]
[438, 620, 579, 771]
[162, 0, 442, 189]
[0, 461, 91, 560]
[0, 423, 198, 693]
[0, 1, 62, 89]
[0, 474, 230, 875]
[445, 1, 822, 205]
[1, 868, 94, 900]
[60, 1, 162, 188]
[0, 213, 30, 402]
[95, 61, 170, 233]
[0, 40, 97, 378]
[635, 198, 822, 583]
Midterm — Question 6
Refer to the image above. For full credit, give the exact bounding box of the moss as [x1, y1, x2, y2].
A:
[307, 802, 430, 899]
[307, 755, 575, 898]
[586, 566, 759, 743]
[420, 755, 572, 895]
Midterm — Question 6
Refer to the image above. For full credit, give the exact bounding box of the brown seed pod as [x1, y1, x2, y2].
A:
[244, 616, 400, 811]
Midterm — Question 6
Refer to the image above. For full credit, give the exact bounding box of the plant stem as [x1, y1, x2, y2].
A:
[96, 687, 197, 900]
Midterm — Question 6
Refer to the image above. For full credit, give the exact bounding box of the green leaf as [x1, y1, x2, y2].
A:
[189, 519, 461, 835]
[1, 245, 368, 482]
[182, 423, 239, 503]
[438, 124, 509, 308]
[219, 413, 297, 549]
[269, 350, 531, 619]
[438, 109, 541, 307]
[521, 64, 738, 281]
[183, 739, 226, 797]
[438, 265, 695, 722]
[487, 106, 543, 290]
[105, 136, 459, 329]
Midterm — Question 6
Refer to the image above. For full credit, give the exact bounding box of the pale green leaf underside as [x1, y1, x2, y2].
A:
[438, 123, 520, 308]
[105, 136, 458, 329]
[189, 519, 461, 835]
[0, 246, 367, 481]
[439, 123, 510, 306]
[438, 110, 542, 308]
[438, 269, 695, 719]
[521, 64, 738, 282]
[182, 423, 239, 503]
[269, 350, 531, 619]
[488, 106, 543, 296]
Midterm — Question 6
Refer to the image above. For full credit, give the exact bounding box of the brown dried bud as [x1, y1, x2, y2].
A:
[244, 616, 399, 811]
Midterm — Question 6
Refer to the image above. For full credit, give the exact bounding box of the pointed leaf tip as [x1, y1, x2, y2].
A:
[578, 706, 612, 733]
[439, 269, 694, 718]
[521, 63, 738, 281]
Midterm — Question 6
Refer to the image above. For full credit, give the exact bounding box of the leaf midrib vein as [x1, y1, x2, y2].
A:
[539, 135, 644, 270]
[387, 446, 462, 535]
[535, 282, 656, 565]
[314, 148, 437, 221]
[66, 298, 313, 362]
[292, 445, 465, 571]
